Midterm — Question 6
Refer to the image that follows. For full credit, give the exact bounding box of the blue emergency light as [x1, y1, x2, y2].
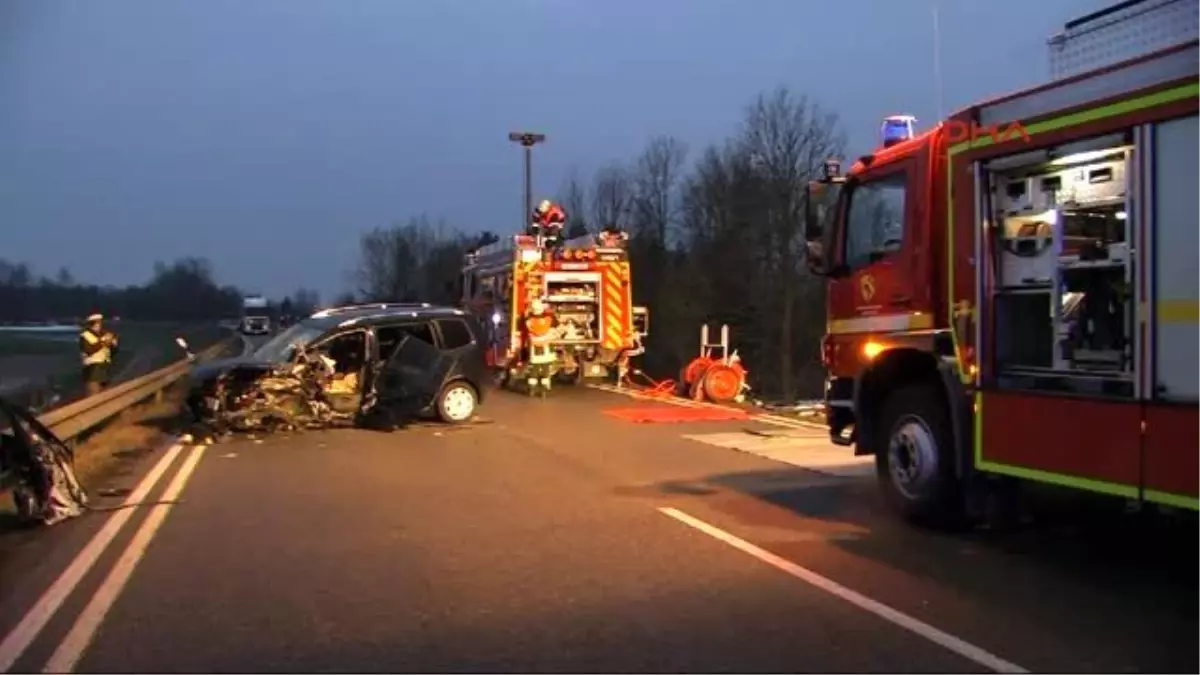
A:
[881, 115, 917, 147]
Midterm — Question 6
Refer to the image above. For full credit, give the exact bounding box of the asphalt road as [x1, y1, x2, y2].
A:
[0, 382, 1195, 673]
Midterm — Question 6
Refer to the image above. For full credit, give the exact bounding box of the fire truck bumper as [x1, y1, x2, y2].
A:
[825, 376, 856, 447]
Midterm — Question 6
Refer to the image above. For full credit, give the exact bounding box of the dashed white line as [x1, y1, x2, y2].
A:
[43, 445, 208, 674]
[658, 506, 1028, 674]
[0, 442, 185, 673]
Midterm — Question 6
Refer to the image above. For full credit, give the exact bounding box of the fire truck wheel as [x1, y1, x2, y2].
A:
[436, 381, 478, 424]
[874, 383, 963, 526]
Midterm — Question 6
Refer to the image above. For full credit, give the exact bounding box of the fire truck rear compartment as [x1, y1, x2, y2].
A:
[544, 273, 602, 345]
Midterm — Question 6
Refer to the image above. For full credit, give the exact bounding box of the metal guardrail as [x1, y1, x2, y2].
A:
[35, 338, 235, 443]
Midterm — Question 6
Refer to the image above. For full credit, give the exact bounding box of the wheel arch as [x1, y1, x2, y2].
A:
[853, 347, 971, 477]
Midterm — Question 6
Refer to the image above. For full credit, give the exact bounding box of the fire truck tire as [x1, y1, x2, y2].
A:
[874, 383, 963, 526]
[436, 381, 478, 424]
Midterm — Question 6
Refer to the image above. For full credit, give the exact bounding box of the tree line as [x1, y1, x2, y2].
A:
[0, 257, 322, 324]
[351, 85, 845, 400]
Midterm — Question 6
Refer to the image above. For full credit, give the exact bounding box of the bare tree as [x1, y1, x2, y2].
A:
[630, 135, 688, 245]
[558, 168, 591, 238]
[738, 86, 846, 399]
[590, 163, 632, 231]
[352, 215, 472, 305]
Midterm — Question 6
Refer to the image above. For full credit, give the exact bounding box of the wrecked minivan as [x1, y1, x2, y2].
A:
[182, 304, 490, 436]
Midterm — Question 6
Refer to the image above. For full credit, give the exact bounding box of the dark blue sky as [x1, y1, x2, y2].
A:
[1, 0, 1100, 300]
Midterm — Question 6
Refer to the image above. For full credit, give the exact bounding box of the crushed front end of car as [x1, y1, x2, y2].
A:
[185, 353, 353, 440]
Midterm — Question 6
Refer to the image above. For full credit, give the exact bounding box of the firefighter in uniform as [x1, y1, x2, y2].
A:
[597, 224, 629, 248]
[521, 297, 557, 395]
[80, 313, 119, 395]
[529, 199, 567, 247]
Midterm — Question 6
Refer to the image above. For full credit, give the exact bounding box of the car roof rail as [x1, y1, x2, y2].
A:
[335, 306, 465, 328]
[310, 302, 432, 318]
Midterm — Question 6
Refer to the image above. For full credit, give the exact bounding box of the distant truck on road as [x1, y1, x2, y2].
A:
[240, 296, 272, 335]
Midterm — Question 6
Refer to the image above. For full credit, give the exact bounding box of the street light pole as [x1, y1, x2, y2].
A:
[508, 131, 546, 228]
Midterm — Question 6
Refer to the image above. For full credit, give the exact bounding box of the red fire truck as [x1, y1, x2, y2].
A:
[803, 1, 1198, 523]
[460, 230, 649, 386]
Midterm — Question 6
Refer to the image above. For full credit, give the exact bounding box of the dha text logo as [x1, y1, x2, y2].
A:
[945, 120, 1031, 145]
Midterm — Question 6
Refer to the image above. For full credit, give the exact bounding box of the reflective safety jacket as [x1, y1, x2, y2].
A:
[80, 329, 114, 366]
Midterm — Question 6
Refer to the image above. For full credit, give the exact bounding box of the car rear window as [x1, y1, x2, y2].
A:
[436, 319, 475, 350]
[376, 322, 435, 359]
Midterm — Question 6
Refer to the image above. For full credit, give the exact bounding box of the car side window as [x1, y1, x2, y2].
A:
[843, 171, 908, 269]
[436, 318, 475, 350]
[375, 322, 435, 360]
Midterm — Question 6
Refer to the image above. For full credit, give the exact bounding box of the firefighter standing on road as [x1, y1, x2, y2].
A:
[521, 297, 558, 395]
[80, 313, 119, 395]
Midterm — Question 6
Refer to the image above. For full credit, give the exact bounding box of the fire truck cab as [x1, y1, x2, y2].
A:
[804, 3, 1198, 523]
[460, 229, 648, 385]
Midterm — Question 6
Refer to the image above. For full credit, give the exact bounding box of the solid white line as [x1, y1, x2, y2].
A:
[657, 507, 1029, 674]
[42, 445, 208, 675]
[0, 442, 185, 674]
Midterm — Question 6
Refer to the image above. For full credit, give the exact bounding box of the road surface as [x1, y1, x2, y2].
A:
[0, 383, 1195, 673]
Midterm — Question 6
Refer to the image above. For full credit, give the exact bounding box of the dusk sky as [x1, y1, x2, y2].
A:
[1, 0, 1102, 300]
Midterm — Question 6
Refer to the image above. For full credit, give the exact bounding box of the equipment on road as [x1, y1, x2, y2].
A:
[460, 213, 649, 392]
[679, 324, 749, 404]
[0, 396, 88, 526]
[803, 0, 1198, 524]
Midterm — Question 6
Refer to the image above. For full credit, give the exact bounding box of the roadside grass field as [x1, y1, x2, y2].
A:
[0, 322, 231, 410]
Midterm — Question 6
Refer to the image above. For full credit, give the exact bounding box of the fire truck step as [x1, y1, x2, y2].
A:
[601, 406, 751, 424]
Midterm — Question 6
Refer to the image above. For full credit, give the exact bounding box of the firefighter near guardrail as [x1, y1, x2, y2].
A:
[460, 200, 649, 396]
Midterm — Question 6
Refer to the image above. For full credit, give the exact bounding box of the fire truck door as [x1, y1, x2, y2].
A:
[833, 163, 921, 336]
[1142, 114, 1199, 506]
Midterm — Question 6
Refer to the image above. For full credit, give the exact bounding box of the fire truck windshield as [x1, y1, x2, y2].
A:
[843, 174, 906, 266]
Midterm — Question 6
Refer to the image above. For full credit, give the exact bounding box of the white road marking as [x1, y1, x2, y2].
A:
[0, 442, 185, 674]
[42, 445, 208, 674]
[682, 431, 874, 478]
[658, 507, 1029, 674]
[587, 383, 824, 431]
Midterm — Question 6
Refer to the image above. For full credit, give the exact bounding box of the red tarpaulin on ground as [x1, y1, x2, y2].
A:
[601, 406, 750, 424]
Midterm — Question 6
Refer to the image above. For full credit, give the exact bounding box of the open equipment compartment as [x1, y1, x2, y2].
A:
[984, 133, 1137, 398]
[543, 271, 602, 344]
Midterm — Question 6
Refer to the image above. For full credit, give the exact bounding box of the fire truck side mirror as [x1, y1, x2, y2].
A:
[804, 182, 830, 276]
[804, 177, 848, 278]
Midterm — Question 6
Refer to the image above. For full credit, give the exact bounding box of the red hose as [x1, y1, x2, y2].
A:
[623, 370, 679, 398]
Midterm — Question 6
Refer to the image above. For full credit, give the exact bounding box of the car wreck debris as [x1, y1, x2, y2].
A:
[0, 396, 89, 526]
